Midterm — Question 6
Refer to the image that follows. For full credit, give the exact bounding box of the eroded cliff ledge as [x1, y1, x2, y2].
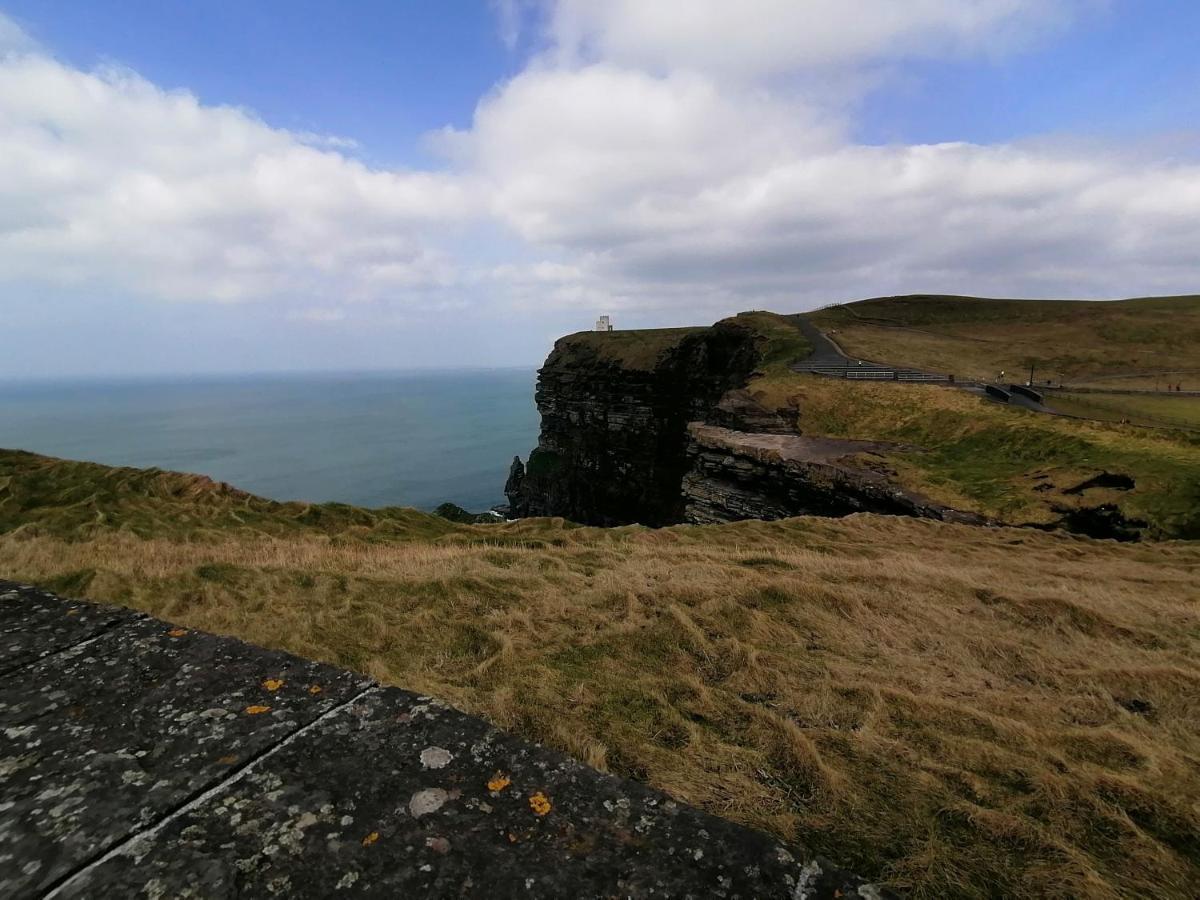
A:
[682, 424, 986, 526]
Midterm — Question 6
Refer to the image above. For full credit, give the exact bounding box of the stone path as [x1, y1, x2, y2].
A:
[0, 581, 885, 899]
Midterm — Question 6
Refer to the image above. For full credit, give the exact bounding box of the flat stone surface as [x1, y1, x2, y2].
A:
[0, 584, 140, 676]
[0, 582, 371, 897]
[689, 423, 909, 468]
[0, 581, 887, 899]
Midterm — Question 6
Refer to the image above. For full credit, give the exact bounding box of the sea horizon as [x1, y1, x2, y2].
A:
[0, 368, 540, 513]
[0, 363, 538, 386]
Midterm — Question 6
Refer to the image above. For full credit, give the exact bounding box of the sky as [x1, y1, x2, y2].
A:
[1, 0, 1198, 377]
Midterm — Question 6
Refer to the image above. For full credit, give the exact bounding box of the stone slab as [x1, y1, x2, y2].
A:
[0, 582, 141, 675]
[62, 687, 878, 899]
[0, 586, 371, 897]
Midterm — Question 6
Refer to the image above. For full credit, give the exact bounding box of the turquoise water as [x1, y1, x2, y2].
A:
[0, 369, 539, 512]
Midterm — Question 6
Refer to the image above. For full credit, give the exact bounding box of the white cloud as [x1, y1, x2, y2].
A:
[490, 0, 532, 50]
[440, 64, 842, 247]
[426, 0, 1196, 316]
[438, 53, 1199, 313]
[0, 54, 475, 304]
[0, 11, 34, 55]
[0, 0, 1196, 343]
[546, 0, 1090, 76]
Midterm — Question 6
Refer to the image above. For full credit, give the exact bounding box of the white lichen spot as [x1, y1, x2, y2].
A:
[419, 746, 453, 770]
[792, 860, 823, 900]
[335, 871, 359, 890]
[409, 788, 448, 818]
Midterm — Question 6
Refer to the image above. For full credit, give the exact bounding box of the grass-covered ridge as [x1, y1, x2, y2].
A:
[548, 326, 707, 371]
[544, 310, 809, 374]
[809, 294, 1200, 383]
[2, 448, 1199, 898]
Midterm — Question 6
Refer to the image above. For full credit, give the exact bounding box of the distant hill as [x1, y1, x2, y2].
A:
[808, 294, 1200, 384]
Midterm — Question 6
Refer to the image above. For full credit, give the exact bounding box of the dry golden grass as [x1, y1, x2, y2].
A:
[810, 295, 1200, 384]
[5, 508, 1200, 898]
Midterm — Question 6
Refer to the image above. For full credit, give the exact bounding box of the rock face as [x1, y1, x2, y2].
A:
[682, 425, 986, 526]
[505, 321, 763, 526]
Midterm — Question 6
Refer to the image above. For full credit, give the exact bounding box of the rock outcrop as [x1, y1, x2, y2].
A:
[505, 321, 763, 526]
[682, 425, 986, 526]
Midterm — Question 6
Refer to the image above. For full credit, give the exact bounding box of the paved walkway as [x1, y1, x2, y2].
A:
[788, 315, 1059, 414]
[787, 317, 950, 383]
[789, 316, 851, 368]
[0, 581, 884, 899]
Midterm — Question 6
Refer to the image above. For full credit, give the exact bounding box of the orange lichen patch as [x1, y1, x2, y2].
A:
[244, 704, 271, 715]
[308, 684, 323, 695]
[528, 792, 552, 816]
[167, 628, 187, 637]
[362, 831, 380, 847]
[487, 773, 511, 792]
[262, 678, 285, 691]
[216, 754, 238, 765]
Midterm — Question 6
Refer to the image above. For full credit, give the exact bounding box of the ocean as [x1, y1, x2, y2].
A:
[0, 369, 540, 512]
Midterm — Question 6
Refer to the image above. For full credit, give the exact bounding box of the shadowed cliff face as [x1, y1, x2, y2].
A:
[505, 321, 762, 526]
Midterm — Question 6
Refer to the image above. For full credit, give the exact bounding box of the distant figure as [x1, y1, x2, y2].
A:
[594, 315, 613, 332]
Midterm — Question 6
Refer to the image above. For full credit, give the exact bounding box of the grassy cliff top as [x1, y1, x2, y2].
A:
[546, 311, 810, 373]
[808, 294, 1200, 382]
[549, 326, 707, 371]
[3, 448, 1200, 898]
[0, 449, 461, 543]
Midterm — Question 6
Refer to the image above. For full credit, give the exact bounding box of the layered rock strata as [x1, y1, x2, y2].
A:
[505, 321, 762, 526]
[682, 424, 986, 526]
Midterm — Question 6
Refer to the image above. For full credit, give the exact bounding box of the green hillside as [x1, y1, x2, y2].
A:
[809, 294, 1200, 384]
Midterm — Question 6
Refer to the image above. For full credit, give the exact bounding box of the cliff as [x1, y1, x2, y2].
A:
[506, 313, 981, 528]
[504, 319, 765, 525]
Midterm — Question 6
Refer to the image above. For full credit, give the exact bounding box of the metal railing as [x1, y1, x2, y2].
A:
[790, 363, 951, 383]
